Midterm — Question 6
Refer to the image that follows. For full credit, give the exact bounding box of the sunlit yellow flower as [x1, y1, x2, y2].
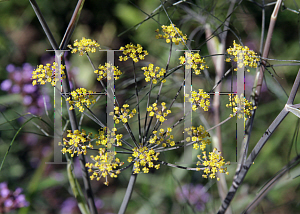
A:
[67, 37, 100, 56]
[226, 40, 259, 72]
[147, 102, 171, 123]
[179, 52, 208, 75]
[186, 89, 210, 111]
[184, 126, 211, 151]
[196, 148, 230, 180]
[32, 62, 66, 86]
[226, 94, 256, 119]
[85, 148, 123, 186]
[155, 24, 187, 45]
[110, 104, 136, 124]
[148, 127, 175, 147]
[66, 88, 96, 112]
[129, 147, 160, 174]
[94, 63, 122, 81]
[141, 64, 166, 84]
[119, 43, 148, 63]
[60, 129, 93, 157]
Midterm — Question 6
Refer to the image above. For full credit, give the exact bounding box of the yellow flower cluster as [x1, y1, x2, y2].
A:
[179, 52, 208, 75]
[110, 104, 137, 124]
[184, 126, 211, 151]
[197, 148, 230, 180]
[155, 24, 187, 45]
[85, 149, 123, 186]
[186, 89, 210, 111]
[32, 62, 66, 86]
[141, 64, 166, 84]
[148, 127, 175, 147]
[94, 63, 122, 81]
[95, 127, 123, 147]
[128, 147, 160, 174]
[147, 102, 171, 123]
[67, 37, 100, 56]
[119, 43, 148, 63]
[226, 40, 259, 72]
[66, 88, 96, 112]
[60, 129, 93, 157]
[226, 94, 256, 119]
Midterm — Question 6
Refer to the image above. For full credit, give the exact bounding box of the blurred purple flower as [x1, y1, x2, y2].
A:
[0, 182, 29, 213]
[11, 85, 20, 93]
[175, 184, 210, 211]
[6, 64, 15, 73]
[0, 79, 12, 91]
[23, 84, 36, 93]
[60, 197, 104, 214]
[23, 95, 33, 105]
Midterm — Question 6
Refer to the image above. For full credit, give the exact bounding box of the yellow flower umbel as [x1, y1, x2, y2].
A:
[226, 40, 259, 72]
[85, 148, 123, 186]
[186, 89, 210, 111]
[196, 148, 230, 180]
[95, 127, 123, 147]
[226, 94, 256, 119]
[66, 88, 97, 112]
[67, 37, 100, 56]
[32, 62, 66, 86]
[94, 63, 122, 81]
[155, 24, 187, 45]
[179, 52, 208, 75]
[110, 104, 137, 124]
[60, 129, 93, 157]
[128, 147, 160, 174]
[147, 102, 171, 123]
[141, 64, 166, 84]
[184, 126, 211, 151]
[148, 127, 175, 147]
[119, 43, 148, 63]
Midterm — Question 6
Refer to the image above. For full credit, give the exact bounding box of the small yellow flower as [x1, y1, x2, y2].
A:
[119, 43, 148, 63]
[179, 52, 208, 75]
[85, 149, 123, 185]
[155, 24, 187, 45]
[226, 94, 256, 120]
[111, 104, 136, 124]
[66, 88, 96, 112]
[68, 37, 100, 56]
[196, 148, 230, 180]
[148, 127, 175, 147]
[147, 102, 170, 123]
[94, 62, 122, 81]
[184, 126, 211, 151]
[60, 129, 93, 157]
[130, 147, 160, 174]
[226, 40, 259, 71]
[32, 62, 66, 86]
[141, 64, 166, 84]
[187, 89, 210, 111]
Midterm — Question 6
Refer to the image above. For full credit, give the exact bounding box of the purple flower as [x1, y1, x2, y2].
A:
[6, 64, 15, 73]
[23, 95, 33, 105]
[23, 84, 36, 93]
[11, 85, 20, 93]
[0, 79, 12, 91]
[0, 182, 29, 213]
[175, 184, 210, 211]
[60, 197, 78, 214]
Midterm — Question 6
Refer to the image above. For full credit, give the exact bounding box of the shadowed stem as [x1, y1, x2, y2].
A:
[218, 67, 300, 213]
[29, 1, 97, 213]
[133, 62, 142, 145]
[118, 169, 138, 214]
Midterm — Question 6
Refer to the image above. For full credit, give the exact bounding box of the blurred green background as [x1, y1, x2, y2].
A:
[1, 0, 300, 213]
